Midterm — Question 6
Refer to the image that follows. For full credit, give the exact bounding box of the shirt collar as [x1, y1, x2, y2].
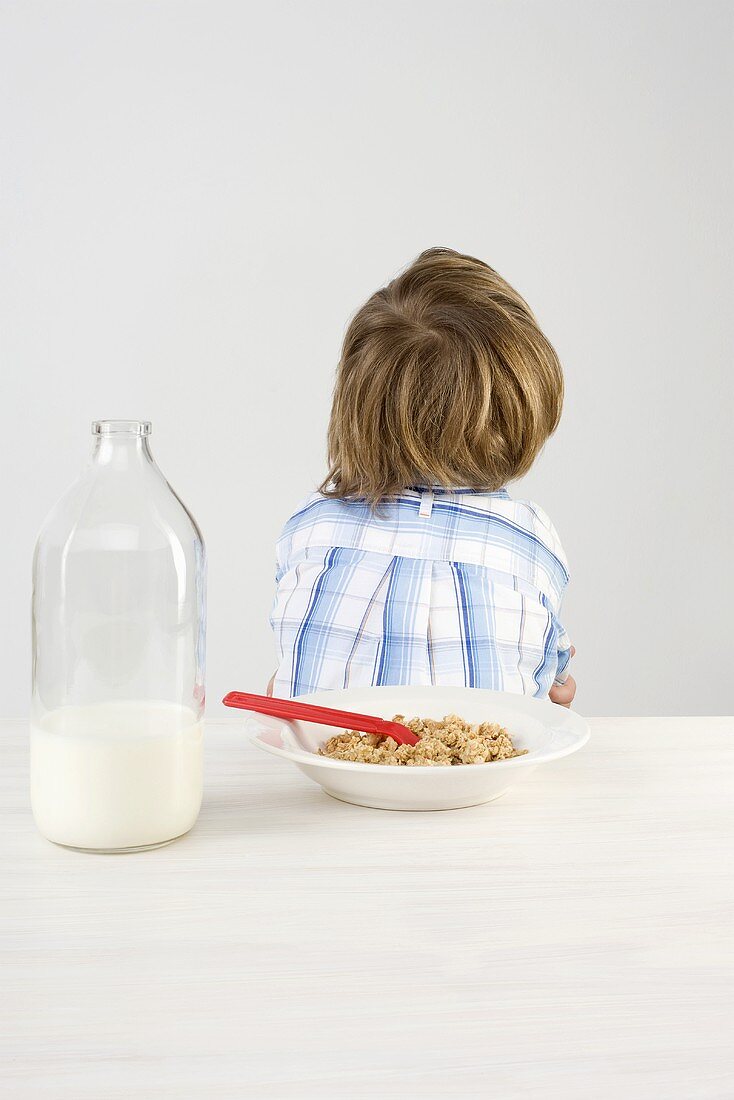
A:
[406, 485, 510, 499]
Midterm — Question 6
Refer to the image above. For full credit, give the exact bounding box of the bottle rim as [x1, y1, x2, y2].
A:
[92, 420, 152, 437]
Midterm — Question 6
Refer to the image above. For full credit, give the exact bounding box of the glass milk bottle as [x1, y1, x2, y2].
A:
[31, 420, 206, 851]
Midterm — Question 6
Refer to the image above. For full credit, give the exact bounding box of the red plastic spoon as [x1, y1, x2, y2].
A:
[222, 691, 420, 747]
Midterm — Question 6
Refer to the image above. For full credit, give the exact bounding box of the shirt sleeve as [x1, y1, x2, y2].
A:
[528, 503, 572, 686]
[274, 523, 289, 586]
[553, 617, 573, 685]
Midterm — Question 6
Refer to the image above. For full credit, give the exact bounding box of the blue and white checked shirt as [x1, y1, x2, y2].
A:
[270, 488, 572, 699]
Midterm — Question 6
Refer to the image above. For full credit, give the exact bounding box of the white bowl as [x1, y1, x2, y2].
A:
[244, 686, 590, 811]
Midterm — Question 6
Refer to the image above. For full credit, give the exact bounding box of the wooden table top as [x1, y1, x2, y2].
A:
[2, 716, 732, 1099]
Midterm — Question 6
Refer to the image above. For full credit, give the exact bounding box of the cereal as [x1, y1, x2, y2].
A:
[319, 713, 527, 767]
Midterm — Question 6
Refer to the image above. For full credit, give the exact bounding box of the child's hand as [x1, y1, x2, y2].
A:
[266, 674, 275, 697]
[549, 646, 576, 707]
[549, 675, 576, 707]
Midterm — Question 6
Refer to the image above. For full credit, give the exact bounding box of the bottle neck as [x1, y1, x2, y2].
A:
[92, 436, 155, 468]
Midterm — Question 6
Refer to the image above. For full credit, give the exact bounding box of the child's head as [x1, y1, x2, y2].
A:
[322, 247, 563, 503]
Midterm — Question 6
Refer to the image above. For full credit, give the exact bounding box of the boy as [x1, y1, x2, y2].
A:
[270, 248, 576, 706]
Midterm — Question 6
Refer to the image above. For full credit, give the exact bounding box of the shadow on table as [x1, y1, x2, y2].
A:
[194, 784, 347, 838]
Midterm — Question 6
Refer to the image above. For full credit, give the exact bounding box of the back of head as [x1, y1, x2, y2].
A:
[322, 247, 563, 504]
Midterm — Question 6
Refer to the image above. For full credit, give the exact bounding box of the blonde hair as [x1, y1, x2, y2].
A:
[320, 247, 563, 504]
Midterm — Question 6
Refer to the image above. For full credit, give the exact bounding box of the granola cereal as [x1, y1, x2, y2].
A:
[319, 713, 527, 767]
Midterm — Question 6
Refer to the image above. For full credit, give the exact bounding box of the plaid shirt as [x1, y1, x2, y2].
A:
[270, 488, 572, 699]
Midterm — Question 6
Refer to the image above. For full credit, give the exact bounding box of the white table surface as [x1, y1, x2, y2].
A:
[2, 717, 733, 1099]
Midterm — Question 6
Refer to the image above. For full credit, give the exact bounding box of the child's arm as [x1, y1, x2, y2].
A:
[549, 646, 576, 707]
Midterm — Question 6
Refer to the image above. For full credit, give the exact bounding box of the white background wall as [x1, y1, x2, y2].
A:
[2, 0, 732, 718]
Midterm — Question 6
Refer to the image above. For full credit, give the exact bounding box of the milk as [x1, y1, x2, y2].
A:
[31, 701, 203, 850]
